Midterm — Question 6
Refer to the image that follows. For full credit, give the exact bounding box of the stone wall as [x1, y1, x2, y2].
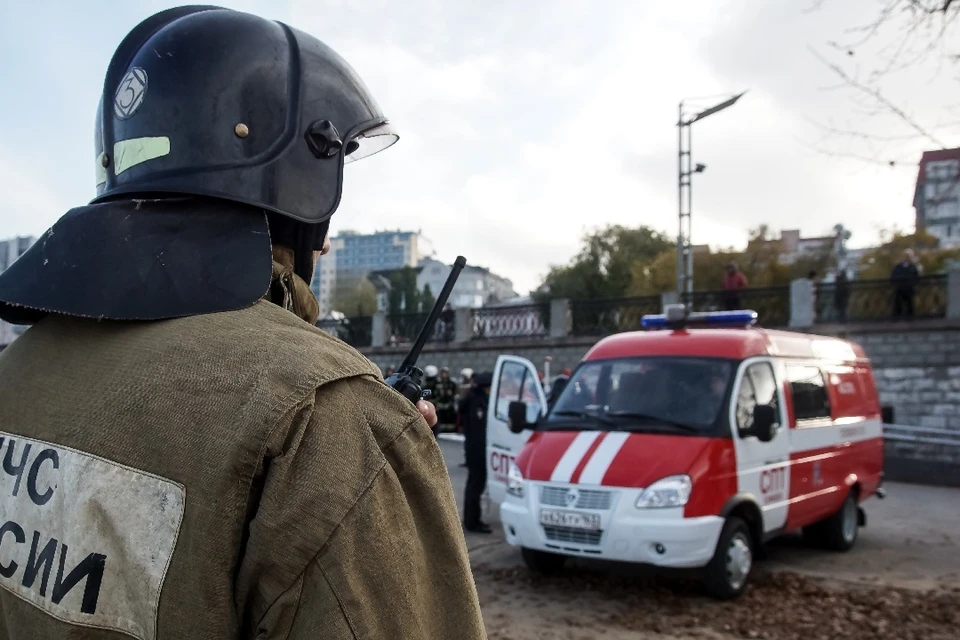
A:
[810, 320, 960, 432]
[362, 335, 597, 378]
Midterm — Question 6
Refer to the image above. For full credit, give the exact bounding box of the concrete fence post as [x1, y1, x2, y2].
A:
[948, 267, 960, 320]
[454, 308, 474, 342]
[661, 291, 679, 311]
[550, 299, 572, 338]
[371, 312, 387, 348]
[789, 278, 815, 328]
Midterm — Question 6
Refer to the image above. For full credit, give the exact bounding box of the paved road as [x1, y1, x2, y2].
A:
[437, 435, 960, 591]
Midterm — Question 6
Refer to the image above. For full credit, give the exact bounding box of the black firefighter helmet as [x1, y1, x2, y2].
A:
[0, 5, 397, 325]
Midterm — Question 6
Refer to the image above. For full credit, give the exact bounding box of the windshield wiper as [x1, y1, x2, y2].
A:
[603, 411, 701, 433]
[548, 410, 617, 427]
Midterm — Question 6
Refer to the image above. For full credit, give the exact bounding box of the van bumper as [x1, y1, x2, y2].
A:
[500, 494, 724, 569]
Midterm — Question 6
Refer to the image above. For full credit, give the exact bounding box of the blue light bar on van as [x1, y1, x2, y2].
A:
[641, 306, 758, 330]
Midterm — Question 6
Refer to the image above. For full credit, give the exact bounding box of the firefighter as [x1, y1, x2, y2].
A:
[461, 372, 493, 533]
[547, 367, 573, 408]
[434, 366, 459, 431]
[0, 6, 483, 638]
[457, 368, 474, 467]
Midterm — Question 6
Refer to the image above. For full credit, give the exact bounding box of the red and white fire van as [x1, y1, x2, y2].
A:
[487, 306, 885, 599]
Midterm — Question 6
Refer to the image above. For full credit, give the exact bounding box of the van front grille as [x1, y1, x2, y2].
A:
[539, 486, 613, 510]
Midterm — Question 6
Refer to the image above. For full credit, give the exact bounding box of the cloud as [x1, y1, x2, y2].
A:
[0, 0, 946, 297]
[0, 145, 75, 237]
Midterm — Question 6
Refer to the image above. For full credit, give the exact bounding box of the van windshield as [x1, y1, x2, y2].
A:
[544, 357, 735, 434]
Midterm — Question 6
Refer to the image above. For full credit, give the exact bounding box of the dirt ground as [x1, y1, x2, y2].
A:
[470, 559, 960, 640]
[439, 438, 960, 639]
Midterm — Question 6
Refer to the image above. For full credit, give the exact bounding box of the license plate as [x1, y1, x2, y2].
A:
[539, 509, 601, 530]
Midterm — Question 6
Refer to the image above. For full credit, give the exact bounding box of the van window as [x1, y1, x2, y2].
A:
[545, 357, 734, 434]
[495, 361, 541, 420]
[787, 364, 831, 422]
[735, 362, 780, 434]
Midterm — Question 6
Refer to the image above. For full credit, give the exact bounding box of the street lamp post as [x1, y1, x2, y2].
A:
[677, 92, 746, 301]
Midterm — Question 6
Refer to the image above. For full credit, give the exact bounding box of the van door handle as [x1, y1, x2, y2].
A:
[764, 459, 785, 466]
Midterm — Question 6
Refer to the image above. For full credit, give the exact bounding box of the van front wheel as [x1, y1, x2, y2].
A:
[703, 516, 753, 600]
[521, 547, 567, 575]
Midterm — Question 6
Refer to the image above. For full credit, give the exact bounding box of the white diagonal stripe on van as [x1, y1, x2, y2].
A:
[550, 432, 601, 482]
[577, 431, 630, 485]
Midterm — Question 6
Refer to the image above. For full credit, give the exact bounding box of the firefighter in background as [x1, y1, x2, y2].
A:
[434, 367, 459, 431]
[461, 372, 493, 533]
[547, 366, 573, 407]
[457, 368, 474, 467]
[424, 365, 439, 391]
[458, 368, 474, 408]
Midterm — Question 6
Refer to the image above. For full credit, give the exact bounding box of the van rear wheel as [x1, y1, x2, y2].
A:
[703, 516, 753, 600]
[821, 491, 859, 551]
[521, 547, 567, 575]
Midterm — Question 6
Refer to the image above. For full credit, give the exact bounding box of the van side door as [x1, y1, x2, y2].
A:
[730, 357, 791, 534]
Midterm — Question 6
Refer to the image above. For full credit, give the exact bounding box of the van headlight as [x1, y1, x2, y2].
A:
[507, 461, 525, 498]
[635, 475, 692, 509]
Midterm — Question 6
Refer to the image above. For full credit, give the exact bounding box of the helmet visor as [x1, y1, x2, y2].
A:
[344, 121, 399, 164]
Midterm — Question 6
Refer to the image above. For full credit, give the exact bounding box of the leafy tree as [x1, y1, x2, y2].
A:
[629, 248, 743, 295]
[388, 266, 421, 316]
[331, 279, 378, 317]
[420, 283, 436, 313]
[628, 226, 819, 295]
[856, 229, 956, 278]
[537, 225, 674, 300]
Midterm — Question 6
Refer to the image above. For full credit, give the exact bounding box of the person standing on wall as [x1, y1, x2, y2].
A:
[721, 262, 748, 311]
[891, 249, 921, 319]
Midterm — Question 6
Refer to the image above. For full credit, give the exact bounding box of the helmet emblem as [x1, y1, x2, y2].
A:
[114, 67, 149, 120]
[565, 488, 579, 507]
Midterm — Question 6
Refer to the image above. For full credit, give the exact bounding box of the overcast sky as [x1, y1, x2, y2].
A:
[1, 0, 956, 293]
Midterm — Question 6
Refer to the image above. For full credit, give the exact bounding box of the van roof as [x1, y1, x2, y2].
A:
[582, 327, 868, 363]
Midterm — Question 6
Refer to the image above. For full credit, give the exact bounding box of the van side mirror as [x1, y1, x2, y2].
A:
[750, 404, 777, 442]
[508, 401, 534, 434]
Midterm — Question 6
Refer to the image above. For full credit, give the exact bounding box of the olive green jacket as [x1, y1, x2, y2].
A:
[0, 261, 486, 639]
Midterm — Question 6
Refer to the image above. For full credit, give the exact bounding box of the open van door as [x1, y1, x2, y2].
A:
[487, 355, 547, 505]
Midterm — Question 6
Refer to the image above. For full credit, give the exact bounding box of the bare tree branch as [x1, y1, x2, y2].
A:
[804, 116, 934, 142]
[793, 134, 918, 168]
[804, 1, 959, 169]
[807, 46, 948, 148]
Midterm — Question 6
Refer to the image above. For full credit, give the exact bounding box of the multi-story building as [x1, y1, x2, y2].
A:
[416, 257, 517, 309]
[751, 226, 851, 267]
[312, 229, 434, 315]
[0, 235, 37, 349]
[914, 147, 960, 248]
[310, 242, 338, 317]
[0, 235, 36, 271]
